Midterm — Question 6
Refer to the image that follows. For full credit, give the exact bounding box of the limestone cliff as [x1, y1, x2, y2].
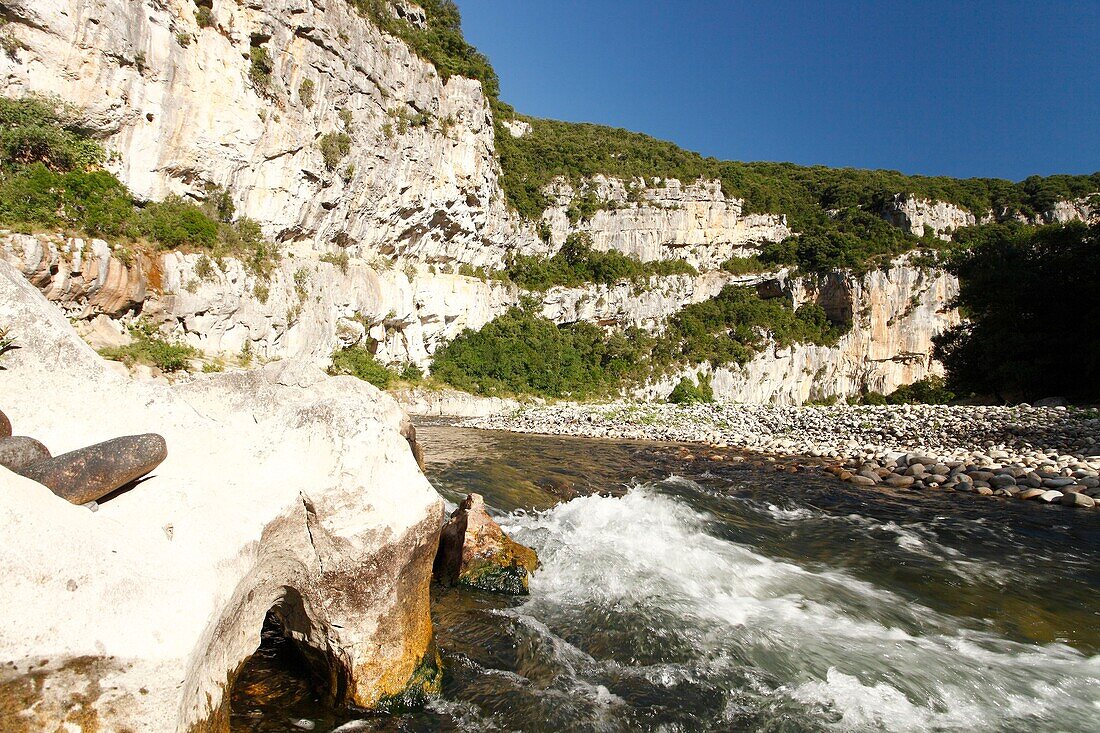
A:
[637, 260, 961, 405]
[0, 0, 539, 265]
[881, 193, 1099, 239]
[542, 175, 791, 269]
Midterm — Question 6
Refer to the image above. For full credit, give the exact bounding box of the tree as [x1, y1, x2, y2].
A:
[933, 222, 1100, 402]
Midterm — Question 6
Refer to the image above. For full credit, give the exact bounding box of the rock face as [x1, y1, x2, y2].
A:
[0, 0, 538, 266]
[880, 194, 977, 240]
[637, 260, 961, 404]
[880, 193, 1099, 238]
[542, 176, 791, 269]
[1, 232, 148, 317]
[0, 260, 443, 730]
[538, 270, 771, 332]
[434, 493, 538, 594]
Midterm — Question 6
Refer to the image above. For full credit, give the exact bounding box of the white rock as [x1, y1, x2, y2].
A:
[0, 261, 443, 729]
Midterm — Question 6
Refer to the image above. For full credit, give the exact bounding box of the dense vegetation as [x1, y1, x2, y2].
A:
[506, 232, 696, 290]
[0, 95, 279, 278]
[857, 376, 956, 406]
[495, 115, 1100, 228]
[329, 346, 423, 389]
[431, 286, 846, 398]
[933, 222, 1099, 402]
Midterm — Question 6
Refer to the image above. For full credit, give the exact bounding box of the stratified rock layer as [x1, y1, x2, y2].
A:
[0, 260, 443, 731]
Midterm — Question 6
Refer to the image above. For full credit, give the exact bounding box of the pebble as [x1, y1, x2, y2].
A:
[466, 402, 1100, 512]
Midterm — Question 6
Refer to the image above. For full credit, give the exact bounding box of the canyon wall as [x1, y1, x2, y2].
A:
[0, 0, 540, 265]
[541, 175, 791, 269]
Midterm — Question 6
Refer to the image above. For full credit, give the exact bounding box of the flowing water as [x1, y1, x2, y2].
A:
[232, 424, 1100, 733]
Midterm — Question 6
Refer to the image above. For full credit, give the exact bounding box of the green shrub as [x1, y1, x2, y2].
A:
[431, 308, 649, 398]
[329, 346, 398, 389]
[195, 6, 214, 28]
[507, 232, 695, 290]
[139, 195, 219, 248]
[298, 79, 315, 109]
[0, 96, 103, 172]
[350, 0, 501, 101]
[659, 286, 846, 368]
[99, 322, 197, 373]
[249, 47, 273, 92]
[860, 391, 888, 406]
[668, 376, 714, 404]
[320, 250, 350, 274]
[0, 326, 13, 359]
[400, 362, 424, 382]
[884, 376, 956, 405]
[0, 96, 281, 275]
[318, 131, 351, 170]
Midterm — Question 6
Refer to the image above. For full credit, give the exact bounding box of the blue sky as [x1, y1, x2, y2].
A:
[455, 1, 1099, 180]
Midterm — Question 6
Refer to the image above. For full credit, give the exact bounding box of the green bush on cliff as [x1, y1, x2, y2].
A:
[318, 132, 352, 170]
[494, 114, 1100, 229]
[658, 286, 846, 367]
[0, 95, 281, 276]
[431, 286, 847, 398]
[99, 322, 198, 373]
[329, 346, 399, 389]
[507, 232, 696, 290]
[431, 308, 652, 398]
[350, 0, 500, 101]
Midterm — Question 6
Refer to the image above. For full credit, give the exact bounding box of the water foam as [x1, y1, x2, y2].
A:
[503, 484, 1100, 731]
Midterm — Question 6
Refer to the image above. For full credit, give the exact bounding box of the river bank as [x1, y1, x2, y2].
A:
[464, 402, 1100, 510]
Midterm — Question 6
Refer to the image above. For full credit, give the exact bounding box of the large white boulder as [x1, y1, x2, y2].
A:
[0, 261, 444, 731]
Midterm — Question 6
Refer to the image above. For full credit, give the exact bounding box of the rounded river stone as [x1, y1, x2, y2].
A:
[0, 436, 52, 472]
[17, 433, 167, 505]
[0, 409, 10, 439]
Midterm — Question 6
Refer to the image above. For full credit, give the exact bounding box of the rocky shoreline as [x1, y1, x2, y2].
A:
[464, 402, 1100, 510]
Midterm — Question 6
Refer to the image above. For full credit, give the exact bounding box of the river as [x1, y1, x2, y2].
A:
[231, 423, 1100, 732]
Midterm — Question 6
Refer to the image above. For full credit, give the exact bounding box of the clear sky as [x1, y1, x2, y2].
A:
[455, 1, 1100, 181]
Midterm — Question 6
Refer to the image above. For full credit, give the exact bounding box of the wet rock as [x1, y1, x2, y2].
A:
[1060, 492, 1095, 508]
[885, 475, 915, 488]
[847, 475, 876, 486]
[1038, 490, 1064, 503]
[0, 409, 10, 438]
[1017, 488, 1045, 500]
[16, 434, 167, 505]
[433, 493, 539, 595]
[975, 487, 994, 496]
[0, 436, 52, 472]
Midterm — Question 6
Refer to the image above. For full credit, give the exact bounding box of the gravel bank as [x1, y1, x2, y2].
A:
[464, 402, 1100, 510]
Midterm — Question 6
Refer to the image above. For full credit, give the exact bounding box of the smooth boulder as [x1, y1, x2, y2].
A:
[0, 436, 51, 472]
[434, 493, 539, 595]
[17, 433, 167, 505]
[0, 409, 10, 438]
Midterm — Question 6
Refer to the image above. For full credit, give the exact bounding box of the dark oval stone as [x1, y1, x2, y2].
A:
[17, 433, 167, 505]
[0, 410, 10, 439]
[0, 436, 52, 472]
